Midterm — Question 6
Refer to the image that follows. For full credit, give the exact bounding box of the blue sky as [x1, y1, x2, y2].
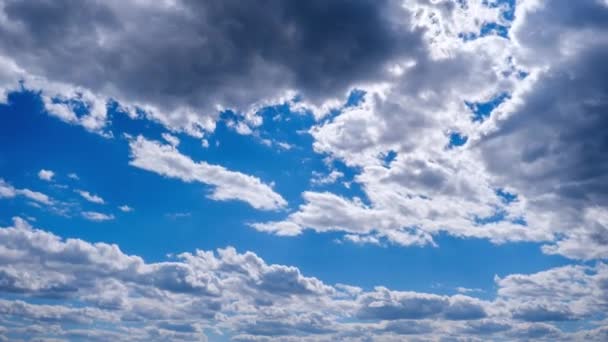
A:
[0, 90, 572, 295]
[0, 0, 607, 341]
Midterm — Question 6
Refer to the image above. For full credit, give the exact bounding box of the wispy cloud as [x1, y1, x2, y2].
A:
[82, 211, 114, 222]
[76, 190, 105, 204]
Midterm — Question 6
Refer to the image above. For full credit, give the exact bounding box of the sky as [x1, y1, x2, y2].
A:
[0, 0, 607, 341]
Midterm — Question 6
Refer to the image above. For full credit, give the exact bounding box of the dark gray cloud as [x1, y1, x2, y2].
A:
[477, 0, 608, 259]
[481, 46, 608, 211]
[0, 0, 422, 134]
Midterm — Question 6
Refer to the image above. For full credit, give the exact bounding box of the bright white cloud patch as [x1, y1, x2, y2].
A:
[129, 135, 287, 210]
[37, 169, 54, 181]
[118, 205, 134, 212]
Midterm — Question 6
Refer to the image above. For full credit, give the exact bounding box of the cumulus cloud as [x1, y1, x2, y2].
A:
[0, 0, 423, 136]
[129, 135, 286, 210]
[250, 0, 608, 263]
[37, 169, 54, 181]
[0, 218, 606, 341]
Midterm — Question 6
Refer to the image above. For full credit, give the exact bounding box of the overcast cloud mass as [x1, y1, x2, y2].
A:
[0, 0, 607, 340]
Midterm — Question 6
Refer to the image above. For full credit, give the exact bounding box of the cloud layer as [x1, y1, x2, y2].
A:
[1, 218, 607, 341]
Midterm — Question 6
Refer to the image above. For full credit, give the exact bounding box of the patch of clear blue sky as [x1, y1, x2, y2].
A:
[496, 188, 518, 204]
[0, 90, 574, 297]
[381, 150, 397, 167]
[448, 132, 468, 148]
[466, 92, 510, 122]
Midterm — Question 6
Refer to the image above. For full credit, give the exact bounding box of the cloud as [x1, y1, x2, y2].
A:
[118, 205, 133, 212]
[248, 1, 543, 248]
[2, 0, 601, 262]
[249, 0, 608, 264]
[310, 170, 344, 186]
[76, 190, 105, 204]
[129, 135, 286, 210]
[37, 169, 54, 181]
[161, 133, 180, 147]
[495, 263, 608, 322]
[356, 288, 487, 321]
[0, 0, 424, 136]
[82, 211, 114, 222]
[0, 217, 606, 340]
[472, 0, 608, 260]
[0, 178, 53, 205]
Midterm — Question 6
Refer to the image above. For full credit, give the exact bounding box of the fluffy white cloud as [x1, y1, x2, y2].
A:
[0, 218, 606, 341]
[118, 205, 134, 212]
[129, 135, 287, 210]
[37, 169, 54, 181]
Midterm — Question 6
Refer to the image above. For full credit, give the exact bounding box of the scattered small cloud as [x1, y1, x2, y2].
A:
[311, 170, 344, 186]
[76, 190, 105, 204]
[165, 212, 191, 220]
[38, 169, 54, 181]
[0, 179, 53, 205]
[82, 211, 114, 222]
[118, 205, 133, 212]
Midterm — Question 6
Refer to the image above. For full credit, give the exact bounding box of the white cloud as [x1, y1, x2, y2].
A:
[129, 135, 287, 211]
[82, 211, 114, 222]
[0, 217, 605, 341]
[0, 179, 53, 205]
[37, 169, 54, 181]
[118, 205, 134, 212]
[161, 133, 180, 147]
[76, 190, 105, 204]
[311, 170, 344, 186]
[247, 0, 608, 264]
